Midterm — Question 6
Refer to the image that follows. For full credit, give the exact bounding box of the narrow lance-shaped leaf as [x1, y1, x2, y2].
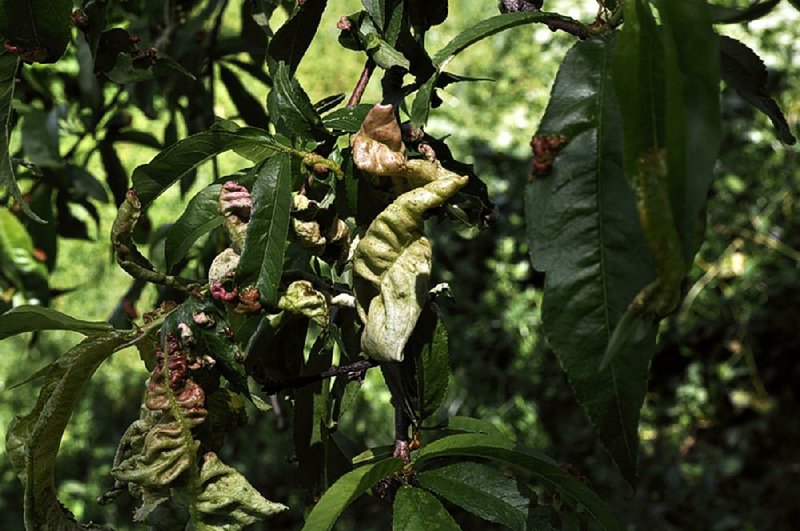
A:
[413, 433, 622, 531]
[0, 53, 44, 222]
[5, 331, 134, 530]
[269, 62, 331, 141]
[219, 63, 270, 128]
[416, 462, 530, 531]
[393, 486, 461, 531]
[0, 305, 113, 341]
[525, 36, 657, 484]
[164, 184, 224, 270]
[301, 458, 405, 531]
[413, 317, 449, 421]
[656, 0, 722, 260]
[237, 154, 293, 305]
[132, 127, 279, 207]
[719, 36, 796, 145]
[268, 0, 328, 75]
[709, 0, 780, 24]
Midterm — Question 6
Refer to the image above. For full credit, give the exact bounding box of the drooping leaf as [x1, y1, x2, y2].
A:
[413, 433, 622, 531]
[410, 75, 437, 129]
[656, 0, 722, 259]
[6, 331, 134, 529]
[131, 126, 279, 207]
[393, 485, 461, 531]
[164, 184, 224, 270]
[0, 304, 113, 341]
[0, 53, 43, 222]
[236, 154, 293, 305]
[709, 0, 780, 24]
[269, 62, 331, 141]
[301, 457, 405, 531]
[268, 0, 328, 75]
[416, 462, 530, 531]
[219, 63, 270, 128]
[431, 11, 555, 67]
[0, 0, 72, 63]
[719, 36, 796, 145]
[189, 452, 288, 530]
[21, 108, 62, 168]
[406, 0, 448, 32]
[411, 316, 449, 421]
[525, 36, 657, 484]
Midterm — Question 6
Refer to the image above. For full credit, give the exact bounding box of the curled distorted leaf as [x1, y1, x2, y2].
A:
[351, 104, 467, 361]
[220, 181, 253, 252]
[190, 452, 288, 530]
[278, 280, 331, 328]
[291, 194, 350, 263]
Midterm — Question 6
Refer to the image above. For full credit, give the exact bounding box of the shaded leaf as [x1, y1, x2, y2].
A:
[720, 36, 796, 145]
[412, 316, 449, 421]
[0, 54, 43, 221]
[0, 0, 72, 63]
[525, 36, 657, 483]
[416, 462, 529, 530]
[709, 0, 780, 24]
[219, 63, 270, 128]
[236, 154, 293, 305]
[393, 485, 461, 531]
[0, 304, 112, 341]
[413, 433, 622, 531]
[21, 108, 62, 168]
[268, 0, 328, 75]
[301, 457, 405, 531]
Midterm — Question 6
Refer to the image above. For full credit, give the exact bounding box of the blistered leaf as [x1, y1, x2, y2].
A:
[278, 280, 331, 328]
[189, 452, 288, 530]
[352, 105, 467, 362]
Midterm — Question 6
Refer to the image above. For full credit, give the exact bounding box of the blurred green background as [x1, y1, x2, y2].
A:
[1, 1, 799, 529]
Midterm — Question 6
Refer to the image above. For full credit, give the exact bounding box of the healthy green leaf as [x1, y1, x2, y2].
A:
[6, 331, 134, 529]
[269, 62, 330, 141]
[21, 108, 62, 168]
[709, 0, 780, 24]
[432, 11, 555, 67]
[416, 462, 530, 530]
[414, 318, 449, 421]
[219, 63, 270, 128]
[301, 457, 405, 531]
[410, 75, 437, 129]
[443, 416, 504, 437]
[0, 53, 43, 222]
[0, 207, 47, 288]
[323, 103, 372, 133]
[237, 154, 292, 305]
[413, 433, 622, 531]
[164, 184, 224, 270]
[656, 0, 722, 259]
[0, 305, 113, 341]
[525, 36, 657, 484]
[393, 485, 461, 531]
[0, 0, 72, 63]
[268, 0, 328, 75]
[131, 127, 278, 207]
[719, 36, 796, 145]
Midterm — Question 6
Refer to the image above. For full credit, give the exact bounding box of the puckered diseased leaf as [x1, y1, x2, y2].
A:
[5, 331, 134, 530]
[351, 104, 467, 362]
[278, 280, 331, 328]
[189, 452, 288, 530]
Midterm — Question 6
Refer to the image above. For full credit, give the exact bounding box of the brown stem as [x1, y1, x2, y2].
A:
[261, 359, 378, 394]
[348, 58, 376, 107]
